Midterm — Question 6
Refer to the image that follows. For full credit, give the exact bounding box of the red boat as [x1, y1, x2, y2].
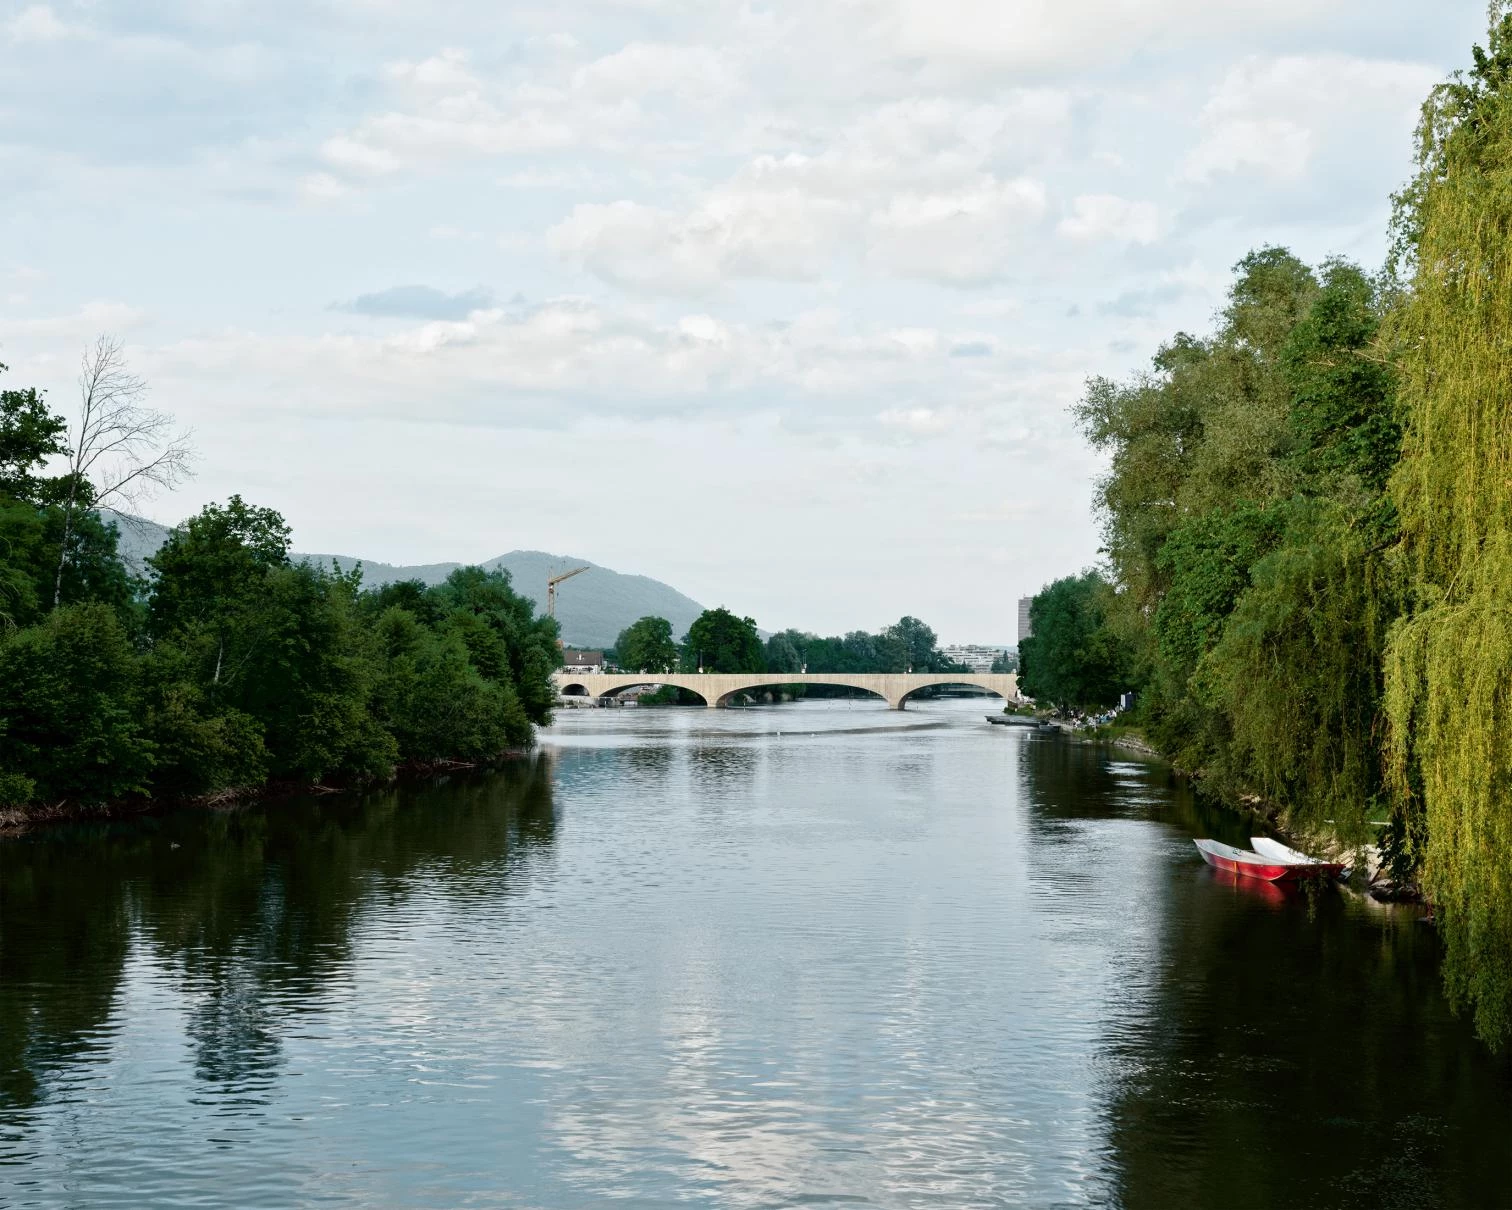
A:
[1193, 838, 1302, 883]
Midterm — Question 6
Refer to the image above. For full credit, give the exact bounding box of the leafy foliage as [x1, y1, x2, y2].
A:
[615, 615, 679, 673]
[0, 409, 560, 808]
[683, 607, 764, 673]
[761, 617, 957, 675]
[1017, 573, 1133, 711]
[1382, 10, 1512, 1047]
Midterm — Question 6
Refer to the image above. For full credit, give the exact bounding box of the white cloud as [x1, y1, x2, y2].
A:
[64, 301, 1010, 433]
[571, 42, 737, 102]
[548, 191, 853, 292]
[1, 0, 1476, 637]
[1057, 194, 1160, 244]
[6, 4, 78, 42]
[385, 48, 482, 93]
[1184, 54, 1439, 184]
[878, 406, 954, 435]
[878, 0, 1366, 72]
[867, 176, 1048, 285]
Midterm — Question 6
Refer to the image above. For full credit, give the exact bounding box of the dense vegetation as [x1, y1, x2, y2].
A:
[1017, 572, 1130, 711]
[612, 611, 966, 679]
[764, 615, 963, 675]
[0, 377, 559, 812]
[1020, 16, 1512, 1047]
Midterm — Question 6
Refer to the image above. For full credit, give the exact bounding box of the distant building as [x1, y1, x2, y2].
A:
[561, 649, 605, 673]
[1017, 597, 1034, 644]
[941, 644, 1010, 674]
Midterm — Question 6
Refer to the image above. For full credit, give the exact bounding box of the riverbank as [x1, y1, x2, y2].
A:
[1032, 714, 1413, 902]
[0, 750, 539, 838]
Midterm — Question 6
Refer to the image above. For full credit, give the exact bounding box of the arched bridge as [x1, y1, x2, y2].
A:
[554, 671, 1019, 711]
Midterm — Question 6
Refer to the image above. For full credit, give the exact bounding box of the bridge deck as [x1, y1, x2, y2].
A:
[553, 671, 1019, 710]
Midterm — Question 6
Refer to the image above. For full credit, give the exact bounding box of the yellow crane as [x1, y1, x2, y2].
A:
[546, 565, 590, 620]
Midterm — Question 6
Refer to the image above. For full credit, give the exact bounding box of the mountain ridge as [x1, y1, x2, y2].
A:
[102, 511, 706, 649]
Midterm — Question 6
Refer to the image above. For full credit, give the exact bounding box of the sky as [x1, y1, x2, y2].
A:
[0, 1, 1492, 642]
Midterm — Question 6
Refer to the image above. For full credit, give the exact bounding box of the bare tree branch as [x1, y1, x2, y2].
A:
[53, 335, 196, 606]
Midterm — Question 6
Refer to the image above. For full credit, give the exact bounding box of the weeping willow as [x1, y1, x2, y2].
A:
[1384, 12, 1512, 1048]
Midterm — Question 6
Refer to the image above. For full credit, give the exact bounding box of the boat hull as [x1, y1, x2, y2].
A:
[1193, 839, 1296, 883]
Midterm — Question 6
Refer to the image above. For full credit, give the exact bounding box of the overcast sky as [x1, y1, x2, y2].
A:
[1, 1, 1490, 642]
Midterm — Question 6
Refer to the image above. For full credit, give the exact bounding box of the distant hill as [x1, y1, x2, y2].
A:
[101, 511, 706, 649]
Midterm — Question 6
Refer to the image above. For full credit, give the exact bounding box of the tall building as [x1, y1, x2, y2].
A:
[1017, 597, 1034, 644]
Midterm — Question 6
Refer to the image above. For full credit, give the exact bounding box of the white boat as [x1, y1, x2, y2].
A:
[1251, 836, 1320, 865]
[1248, 836, 1346, 879]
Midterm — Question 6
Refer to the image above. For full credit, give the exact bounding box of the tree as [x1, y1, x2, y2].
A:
[1017, 573, 1132, 711]
[683, 607, 763, 673]
[990, 649, 1017, 674]
[764, 630, 803, 673]
[54, 336, 193, 607]
[0, 365, 66, 500]
[1381, 9, 1512, 1047]
[616, 615, 679, 673]
[0, 604, 154, 803]
[148, 496, 291, 636]
[883, 615, 945, 672]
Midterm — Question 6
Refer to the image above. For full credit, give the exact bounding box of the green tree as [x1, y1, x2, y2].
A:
[1381, 9, 1512, 1047]
[0, 366, 67, 500]
[147, 495, 292, 642]
[616, 615, 679, 673]
[764, 630, 803, 673]
[0, 604, 154, 803]
[429, 566, 559, 728]
[883, 615, 947, 672]
[684, 607, 763, 673]
[369, 606, 527, 762]
[1018, 573, 1132, 711]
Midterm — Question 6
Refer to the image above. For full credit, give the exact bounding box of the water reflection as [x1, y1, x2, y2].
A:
[0, 756, 557, 1121]
[0, 706, 1508, 1208]
[1010, 732, 1512, 1209]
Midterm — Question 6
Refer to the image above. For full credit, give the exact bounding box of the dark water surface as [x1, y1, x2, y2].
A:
[2, 699, 1509, 1208]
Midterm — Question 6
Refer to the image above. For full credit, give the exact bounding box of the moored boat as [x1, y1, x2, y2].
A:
[986, 714, 1039, 726]
[1250, 836, 1346, 878]
[1193, 838, 1296, 883]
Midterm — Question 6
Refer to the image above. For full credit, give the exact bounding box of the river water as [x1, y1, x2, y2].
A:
[2, 698, 1509, 1208]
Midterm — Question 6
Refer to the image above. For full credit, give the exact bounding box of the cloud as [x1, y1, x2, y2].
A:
[1183, 54, 1438, 185]
[866, 176, 1048, 285]
[333, 285, 496, 321]
[1057, 194, 1160, 244]
[950, 339, 994, 357]
[570, 42, 737, 103]
[6, 4, 77, 42]
[876, 0, 1387, 74]
[548, 191, 852, 293]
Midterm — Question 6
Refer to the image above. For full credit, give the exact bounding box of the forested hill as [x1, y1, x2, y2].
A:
[104, 511, 706, 648]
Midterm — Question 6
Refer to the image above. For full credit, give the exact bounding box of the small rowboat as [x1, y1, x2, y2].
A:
[1251, 836, 1346, 878]
[1193, 839, 1295, 882]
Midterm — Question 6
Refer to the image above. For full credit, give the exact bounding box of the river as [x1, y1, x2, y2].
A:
[2, 698, 1508, 1207]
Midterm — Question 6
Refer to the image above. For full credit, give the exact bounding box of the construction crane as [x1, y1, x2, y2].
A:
[546, 565, 590, 620]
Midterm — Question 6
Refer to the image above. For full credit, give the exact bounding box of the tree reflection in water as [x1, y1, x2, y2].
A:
[0, 756, 557, 1115]
[1014, 734, 1512, 1210]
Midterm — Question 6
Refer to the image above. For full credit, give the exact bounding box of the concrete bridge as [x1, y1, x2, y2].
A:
[554, 671, 1019, 711]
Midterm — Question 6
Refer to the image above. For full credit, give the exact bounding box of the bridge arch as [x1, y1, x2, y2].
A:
[897, 680, 1011, 708]
[554, 671, 1018, 711]
[592, 678, 710, 707]
[712, 681, 887, 709]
